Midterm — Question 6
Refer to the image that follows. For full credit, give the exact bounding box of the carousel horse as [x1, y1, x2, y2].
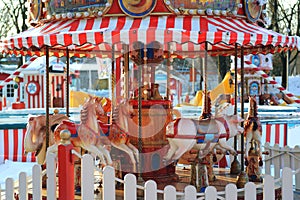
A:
[95, 97, 112, 124]
[164, 92, 244, 164]
[24, 113, 69, 164]
[106, 100, 139, 173]
[47, 96, 113, 165]
[244, 96, 263, 166]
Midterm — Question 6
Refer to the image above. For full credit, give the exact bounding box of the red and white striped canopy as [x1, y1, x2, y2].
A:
[1, 15, 299, 57]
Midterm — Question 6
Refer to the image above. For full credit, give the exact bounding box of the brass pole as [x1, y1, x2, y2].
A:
[240, 46, 245, 171]
[66, 48, 70, 116]
[110, 44, 115, 123]
[46, 47, 50, 149]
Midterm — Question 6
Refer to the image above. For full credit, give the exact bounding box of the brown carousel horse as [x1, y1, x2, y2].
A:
[244, 96, 263, 166]
[47, 96, 113, 165]
[24, 113, 69, 164]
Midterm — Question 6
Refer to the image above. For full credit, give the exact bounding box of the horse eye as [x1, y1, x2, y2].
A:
[29, 117, 34, 121]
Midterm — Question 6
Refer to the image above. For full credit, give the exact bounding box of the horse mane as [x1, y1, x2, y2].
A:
[248, 96, 258, 118]
[80, 97, 94, 124]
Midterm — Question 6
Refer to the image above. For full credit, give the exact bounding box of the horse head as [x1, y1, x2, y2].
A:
[112, 99, 135, 132]
[80, 96, 104, 125]
[24, 115, 46, 152]
[24, 115, 47, 164]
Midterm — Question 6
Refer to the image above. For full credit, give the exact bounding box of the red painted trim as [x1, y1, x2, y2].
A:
[283, 123, 287, 146]
[37, 75, 40, 108]
[13, 129, 18, 161]
[22, 129, 27, 162]
[275, 124, 280, 144]
[266, 124, 271, 143]
[58, 144, 74, 200]
[4, 129, 8, 161]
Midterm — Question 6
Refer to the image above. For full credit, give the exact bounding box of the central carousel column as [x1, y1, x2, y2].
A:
[128, 42, 176, 182]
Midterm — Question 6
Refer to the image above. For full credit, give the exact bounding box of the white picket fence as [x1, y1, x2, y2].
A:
[0, 164, 42, 200]
[1, 151, 300, 200]
[264, 142, 300, 190]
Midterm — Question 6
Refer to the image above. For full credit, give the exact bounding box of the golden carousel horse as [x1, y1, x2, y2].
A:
[24, 112, 69, 164]
[244, 96, 263, 166]
[48, 96, 112, 165]
[106, 100, 139, 173]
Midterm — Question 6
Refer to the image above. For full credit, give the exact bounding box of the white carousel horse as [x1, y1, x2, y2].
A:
[47, 96, 113, 165]
[164, 96, 244, 164]
[244, 96, 263, 166]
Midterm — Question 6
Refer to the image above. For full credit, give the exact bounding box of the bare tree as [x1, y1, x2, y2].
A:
[267, 0, 299, 88]
[0, 0, 28, 38]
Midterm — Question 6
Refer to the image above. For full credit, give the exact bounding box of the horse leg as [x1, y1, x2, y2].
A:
[126, 143, 139, 164]
[96, 144, 113, 166]
[253, 131, 263, 166]
[111, 143, 137, 173]
[163, 139, 178, 163]
[84, 145, 107, 166]
[217, 138, 236, 156]
[171, 140, 196, 161]
[244, 133, 252, 166]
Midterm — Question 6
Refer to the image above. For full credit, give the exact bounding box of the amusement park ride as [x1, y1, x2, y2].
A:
[0, 0, 300, 198]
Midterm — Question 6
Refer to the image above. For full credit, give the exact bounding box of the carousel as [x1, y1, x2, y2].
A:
[1, 0, 300, 198]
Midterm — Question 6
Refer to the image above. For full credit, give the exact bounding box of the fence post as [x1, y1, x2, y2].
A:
[244, 182, 256, 200]
[5, 178, 14, 200]
[225, 184, 237, 200]
[32, 164, 42, 200]
[294, 145, 300, 191]
[264, 142, 271, 175]
[103, 166, 115, 200]
[273, 144, 281, 178]
[184, 185, 197, 200]
[282, 167, 293, 200]
[164, 185, 176, 200]
[58, 130, 74, 200]
[19, 172, 28, 200]
[205, 186, 217, 200]
[46, 152, 57, 199]
[263, 175, 275, 200]
[81, 154, 94, 199]
[145, 180, 157, 200]
[124, 173, 137, 200]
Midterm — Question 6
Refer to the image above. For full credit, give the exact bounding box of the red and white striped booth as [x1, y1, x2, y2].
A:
[0, 126, 36, 163]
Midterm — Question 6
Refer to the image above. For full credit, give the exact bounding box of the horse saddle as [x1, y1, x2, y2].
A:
[192, 119, 219, 143]
[62, 120, 78, 137]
